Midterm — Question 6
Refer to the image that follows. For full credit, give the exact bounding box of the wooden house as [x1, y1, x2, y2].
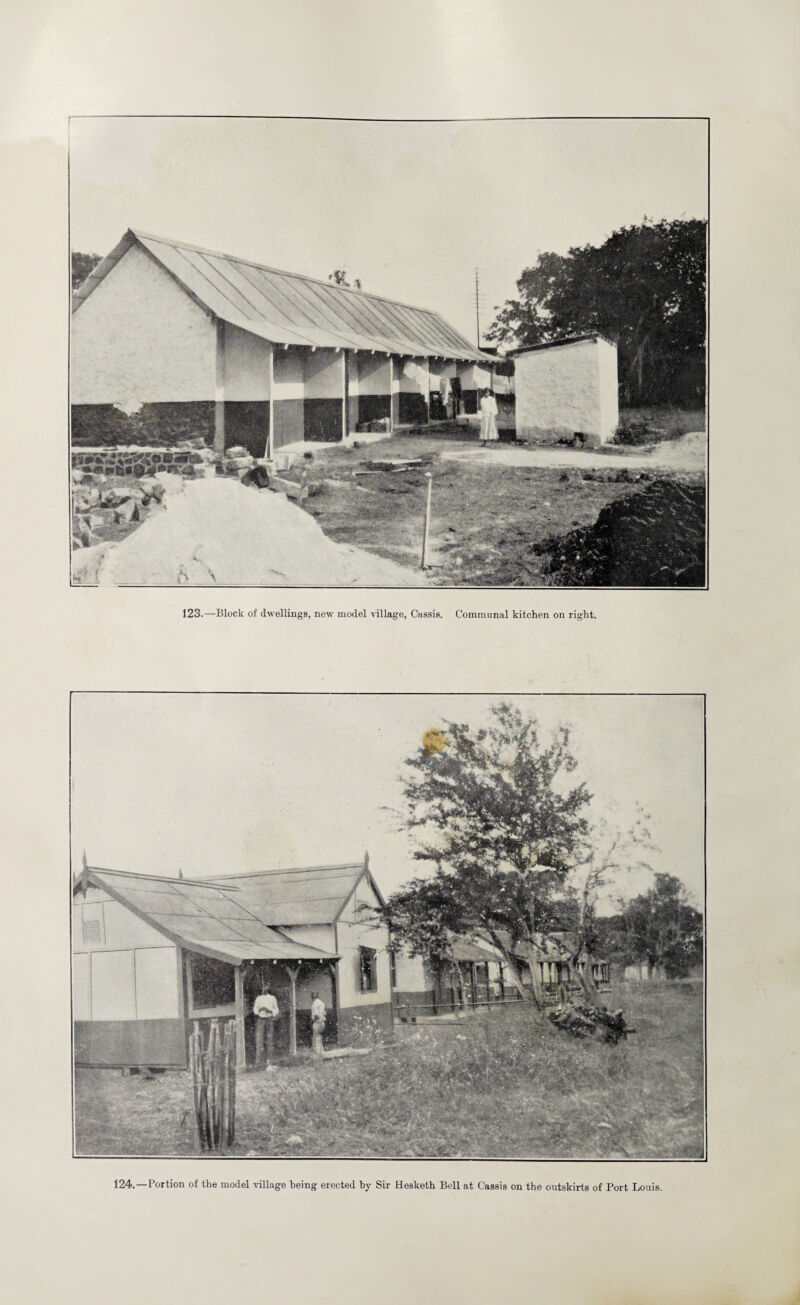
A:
[72, 855, 392, 1070]
[71, 229, 495, 455]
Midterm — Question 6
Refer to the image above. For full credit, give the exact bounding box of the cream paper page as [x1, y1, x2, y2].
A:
[1, 3, 798, 1303]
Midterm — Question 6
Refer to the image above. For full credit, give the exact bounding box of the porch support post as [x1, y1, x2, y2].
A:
[214, 318, 226, 454]
[234, 965, 246, 1070]
[326, 961, 339, 1045]
[285, 965, 299, 1057]
[266, 342, 274, 461]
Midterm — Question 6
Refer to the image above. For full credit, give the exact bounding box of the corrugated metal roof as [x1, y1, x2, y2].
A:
[80, 867, 338, 966]
[73, 229, 492, 363]
[209, 861, 380, 925]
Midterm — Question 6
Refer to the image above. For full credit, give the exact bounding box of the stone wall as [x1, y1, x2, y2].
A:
[71, 401, 215, 448]
[72, 444, 211, 478]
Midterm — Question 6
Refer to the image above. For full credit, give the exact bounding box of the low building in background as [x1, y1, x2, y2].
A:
[512, 334, 619, 447]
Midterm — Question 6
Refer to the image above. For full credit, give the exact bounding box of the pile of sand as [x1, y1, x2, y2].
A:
[650, 430, 707, 473]
[72, 476, 423, 587]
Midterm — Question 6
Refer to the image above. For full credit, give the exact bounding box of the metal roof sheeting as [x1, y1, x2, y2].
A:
[81, 867, 338, 966]
[73, 229, 492, 363]
[210, 862, 377, 925]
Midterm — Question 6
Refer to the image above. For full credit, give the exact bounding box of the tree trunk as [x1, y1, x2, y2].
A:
[520, 941, 545, 1010]
[576, 961, 601, 1009]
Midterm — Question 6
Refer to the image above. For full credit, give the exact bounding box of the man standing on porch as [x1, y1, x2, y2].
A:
[253, 983, 279, 1067]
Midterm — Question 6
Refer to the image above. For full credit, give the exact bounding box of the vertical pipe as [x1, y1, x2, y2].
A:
[266, 342, 274, 461]
[420, 472, 433, 569]
[287, 966, 298, 1057]
[214, 319, 225, 454]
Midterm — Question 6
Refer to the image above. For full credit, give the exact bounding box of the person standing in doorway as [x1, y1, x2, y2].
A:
[253, 982, 279, 1067]
[310, 991, 327, 1056]
[439, 374, 452, 422]
[479, 388, 499, 445]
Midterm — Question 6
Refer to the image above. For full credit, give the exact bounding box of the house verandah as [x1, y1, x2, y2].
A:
[72, 858, 392, 1071]
[391, 932, 610, 1021]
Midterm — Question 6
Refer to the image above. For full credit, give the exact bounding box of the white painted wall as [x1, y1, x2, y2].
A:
[223, 323, 271, 400]
[273, 346, 304, 399]
[335, 877, 392, 1009]
[393, 949, 428, 992]
[71, 244, 216, 404]
[397, 356, 429, 395]
[515, 337, 618, 446]
[305, 348, 344, 398]
[355, 353, 392, 395]
[72, 889, 180, 1021]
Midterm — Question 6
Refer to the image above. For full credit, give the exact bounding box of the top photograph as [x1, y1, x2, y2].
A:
[69, 117, 708, 589]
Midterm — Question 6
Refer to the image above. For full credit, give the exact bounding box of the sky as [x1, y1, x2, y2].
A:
[71, 693, 705, 908]
[69, 116, 708, 343]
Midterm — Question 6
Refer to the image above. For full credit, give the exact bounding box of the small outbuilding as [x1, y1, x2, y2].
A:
[72, 855, 393, 1069]
[512, 334, 619, 447]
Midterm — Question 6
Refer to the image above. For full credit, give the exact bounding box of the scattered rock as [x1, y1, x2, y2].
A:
[114, 499, 140, 524]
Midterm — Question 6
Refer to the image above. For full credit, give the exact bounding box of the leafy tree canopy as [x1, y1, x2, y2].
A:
[487, 218, 707, 406]
[328, 268, 362, 290]
[72, 251, 102, 292]
[385, 704, 592, 978]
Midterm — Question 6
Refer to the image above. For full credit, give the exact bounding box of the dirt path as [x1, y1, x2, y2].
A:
[441, 429, 706, 475]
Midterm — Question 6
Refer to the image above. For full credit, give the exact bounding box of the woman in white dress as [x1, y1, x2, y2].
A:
[479, 388, 499, 445]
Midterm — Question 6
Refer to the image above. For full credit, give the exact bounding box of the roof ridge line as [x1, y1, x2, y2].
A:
[209, 861, 364, 879]
[83, 865, 240, 891]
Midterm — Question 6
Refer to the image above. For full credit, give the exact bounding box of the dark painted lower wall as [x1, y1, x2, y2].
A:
[397, 392, 428, 426]
[462, 389, 478, 415]
[304, 397, 343, 443]
[347, 393, 359, 432]
[393, 989, 436, 1017]
[74, 1019, 187, 1068]
[272, 398, 304, 449]
[357, 394, 391, 425]
[337, 1002, 393, 1044]
[71, 403, 215, 448]
[224, 401, 269, 458]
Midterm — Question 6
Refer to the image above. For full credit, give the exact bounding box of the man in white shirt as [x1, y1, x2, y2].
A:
[310, 991, 327, 1055]
[253, 983, 279, 1067]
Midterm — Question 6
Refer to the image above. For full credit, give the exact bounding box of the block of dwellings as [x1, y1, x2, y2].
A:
[72, 856, 392, 1070]
[512, 334, 619, 447]
[71, 229, 496, 455]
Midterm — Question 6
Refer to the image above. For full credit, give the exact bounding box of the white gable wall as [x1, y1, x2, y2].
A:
[71, 244, 217, 404]
[335, 876, 392, 1009]
[515, 338, 619, 446]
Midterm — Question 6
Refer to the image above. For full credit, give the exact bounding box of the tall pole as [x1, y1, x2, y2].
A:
[475, 267, 481, 349]
[420, 472, 433, 570]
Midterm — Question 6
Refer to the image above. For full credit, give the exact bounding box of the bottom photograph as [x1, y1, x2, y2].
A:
[71, 692, 705, 1161]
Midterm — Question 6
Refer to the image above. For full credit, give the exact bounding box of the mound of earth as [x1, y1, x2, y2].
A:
[72, 476, 424, 586]
[539, 478, 706, 587]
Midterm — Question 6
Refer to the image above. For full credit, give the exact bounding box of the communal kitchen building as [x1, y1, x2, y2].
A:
[72, 856, 392, 1070]
[71, 229, 495, 456]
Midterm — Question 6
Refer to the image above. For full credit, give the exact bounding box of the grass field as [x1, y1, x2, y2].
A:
[74, 983, 704, 1160]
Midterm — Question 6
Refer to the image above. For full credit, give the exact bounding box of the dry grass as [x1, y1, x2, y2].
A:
[74, 983, 704, 1160]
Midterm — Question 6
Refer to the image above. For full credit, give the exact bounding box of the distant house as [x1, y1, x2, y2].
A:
[391, 931, 611, 1016]
[392, 934, 513, 1019]
[71, 229, 495, 455]
[72, 856, 392, 1069]
[511, 334, 619, 447]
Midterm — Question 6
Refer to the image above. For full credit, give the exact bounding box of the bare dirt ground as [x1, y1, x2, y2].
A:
[73, 982, 704, 1160]
[71, 408, 705, 588]
[298, 419, 705, 586]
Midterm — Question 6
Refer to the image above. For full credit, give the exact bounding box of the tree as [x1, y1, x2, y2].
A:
[72, 251, 102, 292]
[487, 219, 707, 406]
[599, 873, 703, 979]
[389, 703, 592, 1008]
[379, 876, 473, 1011]
[328, 268, 362, 290]
[569, 806, 656, 951]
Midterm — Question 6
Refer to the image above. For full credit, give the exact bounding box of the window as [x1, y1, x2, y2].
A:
[359, 946, 378, 993]
[82, 904, 104, 945]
